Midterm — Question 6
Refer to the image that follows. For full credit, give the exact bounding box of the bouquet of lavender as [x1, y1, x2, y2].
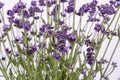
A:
[0, 0, 120, 80]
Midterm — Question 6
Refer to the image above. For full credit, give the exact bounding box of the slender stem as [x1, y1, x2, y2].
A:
[100, 40, 119, 80]
[46, 0, 49, 24]
[73, 0, 76, 32]
[89, 7, 120, 75]
[102, 13, 120, 59]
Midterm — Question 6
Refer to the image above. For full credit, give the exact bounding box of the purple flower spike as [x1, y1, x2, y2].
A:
[65, 5, 74, 13]
[23, 10, 29, 18]
[94, 23, 101, 32]
[0, 1, 4, 9]
[12, 1, 26, 14]
[111, 62, 117, 67]
[98, 4, 115, 16]
[85, 39, 91, 46]
[28, 45, 37, 55]
[31, 0, 37, 6]
[38, 0, 45, 6]
[53, 53, 60, 60]
[86, 47, 95, 66]
[7, 10, 14, 17]
[1, 57, 5, 61]
[23, 20, 31, 31]
[60, 0, 67, 3]
[5, 48, 12, 53]
[68, 33, 77, 43]
[76, 4, 89, 16]
[13, 19, 23, 28]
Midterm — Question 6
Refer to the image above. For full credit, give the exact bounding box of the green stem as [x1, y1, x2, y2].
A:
[100, 40, 119, 80]
[89, 7, 120, 75]
[73, 0, 76, 32]
[102, 13, 120, 59]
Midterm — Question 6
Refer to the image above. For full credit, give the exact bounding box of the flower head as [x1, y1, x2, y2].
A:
[53, 53, 60, 60]
[28, 45, 37, 55]
[1, 57, 5, 61]
[23, 20, 31, 31]
[98, 4, 115, 16]
[0, 1, 4, 9]
[94, 23, 101, 32]
[31, 0, 37, 6]
[67, 33, 77, 43]
[86, 47, 95, 66]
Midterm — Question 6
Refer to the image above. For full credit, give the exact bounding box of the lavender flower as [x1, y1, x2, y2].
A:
[65, 5, 74, 13]
[97, 59, 108, 64]
[110, 0, 120, 8]
[86, 47, 95, 66]
[67, 33, 77, 43]
[53, 53, 60, 60]
[12, 1, 26, 14]
[28, 45, 37, 55]
[98, 3, 115, 16]
[23, 20, 31, 31]
[23, 10, 29, 18]
[31, 0, 37, 6]
[2, 24, 10, 31]
[85, 39, 91, 46]
[1, 57, 5, 61]
[111, 62, 117, 67]
[38, 0, 45, 6]
[94, 23, 101, 32]
[0, 1, 4, 9]
[76, 4, 89, 16]
[13, 18, 23, 28]
[38, 42, 46, 48]
[5, 48, 12, 53]
[39, 24, 54, 35]
[7, 10, 14, 17]
[60, 0, 67, 3]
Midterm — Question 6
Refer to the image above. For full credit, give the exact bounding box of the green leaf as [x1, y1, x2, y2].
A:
[31, 20, 34, 25]
[107, 36, 112, 40]
[95, 61, 102, 72]
[41, 17, 46, 24]
[9, 68, 13, 78]
[16, 43, 23, 54]
[83, 75, 93, 80]
[47, 43, 52, 53]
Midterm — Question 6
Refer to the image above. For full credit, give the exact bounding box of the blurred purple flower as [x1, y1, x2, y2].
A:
[67, 33, 77, 43]
[1, 57, 5, 61]
[31, 0, 37, 6]
[98, 4, 115, 16]
[7, 10, 14, 17]
[94, 23, 101, 32]
[13, 18, 23, 28]
[0, 1, 4, 9]
[53, 53, 60, 60]
[60, 0, 67, 3]
[23, 20, 31, 31]
[5, 48, 12, 53]
[65, 5, 74, 13]
[86, 47, 95, 66]
[12, 1, 26, 14]
[2, 24, 10, 31]
[28, 45, 37, 55]
[38, 0, 45, 6]
[23, 10, 29, 18]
